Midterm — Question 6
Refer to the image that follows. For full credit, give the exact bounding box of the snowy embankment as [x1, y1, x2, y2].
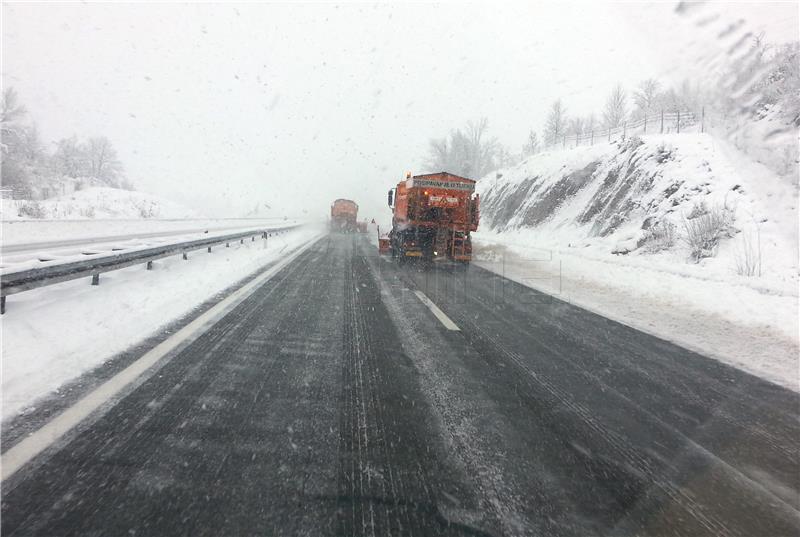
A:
[475, 133, 798, 391]
[1, 225, 325, 422]
[1, 186, 199, 220]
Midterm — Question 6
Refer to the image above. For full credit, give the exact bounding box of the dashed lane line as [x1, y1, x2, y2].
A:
[413, 290, 460, 331]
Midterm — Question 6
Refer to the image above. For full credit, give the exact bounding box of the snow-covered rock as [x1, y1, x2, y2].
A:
[478, 133, 797, 276]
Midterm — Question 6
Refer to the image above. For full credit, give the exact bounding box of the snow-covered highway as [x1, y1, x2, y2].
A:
[2, 233, 797, 536]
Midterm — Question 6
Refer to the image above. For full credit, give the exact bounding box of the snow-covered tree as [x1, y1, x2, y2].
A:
[1, 87, 27, 152]
[85, 136, 123, 185]
[1, 88, 131, 199]
[522, 130, 540, 156]
[425, 117, 500, 179]
[584, 113, 598, 135]
[602, 84, 628, 129]
[543, 99, 567, 146]
[633, 79, 661, 118]
[1, 88, 38, 197]
[52, 136, 86, 178]
[495, 145, 519, 168]
[568, 116, 586, 136]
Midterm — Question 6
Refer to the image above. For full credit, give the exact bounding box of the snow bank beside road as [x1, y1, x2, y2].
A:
[474, 237, 798, 392]
[1, 225, 324, 422]
[1, 187, 199, 220]
[474, 133, 798, 390]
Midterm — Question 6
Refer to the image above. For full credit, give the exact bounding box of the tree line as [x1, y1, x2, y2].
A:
[536, 78, 705, 152]
[425, 34, 798, 178]
[1, 87, 130, 199]
[425, 78, 698, 180]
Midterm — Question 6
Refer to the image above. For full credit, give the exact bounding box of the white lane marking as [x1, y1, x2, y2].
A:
[414, 290, 460, 331]
[1, 233, 325, 482]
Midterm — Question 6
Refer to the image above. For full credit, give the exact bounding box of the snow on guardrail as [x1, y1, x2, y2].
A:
[0, 224, 302, 314]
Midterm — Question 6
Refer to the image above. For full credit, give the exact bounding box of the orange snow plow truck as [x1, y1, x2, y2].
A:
[330, 199, 358, 232]
[387, 172, 479, 265]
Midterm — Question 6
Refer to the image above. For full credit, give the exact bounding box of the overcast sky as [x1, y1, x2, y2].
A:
[3, 2, 797, 221]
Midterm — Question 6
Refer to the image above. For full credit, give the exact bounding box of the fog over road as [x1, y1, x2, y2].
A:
[2, 233, 797, 536]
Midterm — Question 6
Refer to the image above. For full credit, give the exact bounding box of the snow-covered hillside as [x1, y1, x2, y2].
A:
[478, 133, 797, 280]
[474, 133, 799, 390]
[1, 187, 199, 220]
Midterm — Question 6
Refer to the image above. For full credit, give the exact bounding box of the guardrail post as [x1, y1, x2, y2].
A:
[677, 110, 681, 133]
[644, 115, 647, 134]
[182, 252, 188, 260]
[207, 246, 212, 253]
[1, 296, 6, 315]
[91, 273, 100, 286]
[226, 242, 230, 248]
[240, 239, 244, 244]
[146, 261, 153, 270]
[660, 109, 664, 133]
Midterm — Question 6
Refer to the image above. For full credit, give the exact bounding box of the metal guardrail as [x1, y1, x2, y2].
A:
[0, 224, 301, 314]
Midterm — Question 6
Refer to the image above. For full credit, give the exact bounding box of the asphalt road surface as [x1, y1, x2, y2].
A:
[2, 233, 798, 536]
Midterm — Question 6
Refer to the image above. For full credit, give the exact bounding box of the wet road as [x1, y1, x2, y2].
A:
[2, 233, 798, 536]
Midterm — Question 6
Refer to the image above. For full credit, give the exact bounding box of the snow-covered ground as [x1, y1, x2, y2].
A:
[475, 133, 799, 391]
[473, 238, 798, 391]
[1, 224, 324, 422]
[1, 187, 200, 220]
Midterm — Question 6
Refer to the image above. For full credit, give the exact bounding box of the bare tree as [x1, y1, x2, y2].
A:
[1, 88, 131, 198]
[426, 137, 451, 170]
[602, 84, 628, 129]
[463, 118, 499, 178]
[1, 87, 28, 153]
[85, 136, 123, 184]
[584, 114, 597, 136]
[544, 99, 567, 146]
[522, 130, 540, 156]
[495, 146, 519, 168]
[52, 136, 86, 178]
[568, 116, 586, 137]
[425, 117, 499, 179]
[1, 88, 27, 129]
[1, 88, 36, 197]
[633, 79, 661, 118]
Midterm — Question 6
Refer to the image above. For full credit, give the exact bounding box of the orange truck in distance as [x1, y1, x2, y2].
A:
[387, 171, 479, 265]
[330, 199, 358, 233]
